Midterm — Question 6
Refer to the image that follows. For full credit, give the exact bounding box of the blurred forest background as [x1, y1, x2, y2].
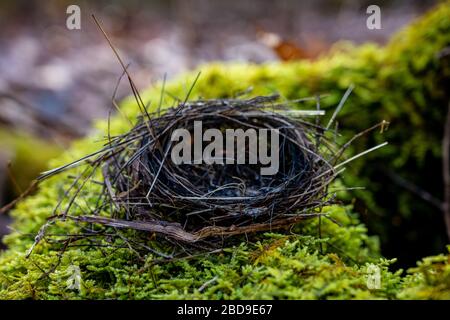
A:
[0, 0, 443, 268]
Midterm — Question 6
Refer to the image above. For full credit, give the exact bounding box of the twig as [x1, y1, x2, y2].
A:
[387, 170, 442, 210]
[443, 101, 450, 240]
[198, 276, 218, 292]
[0, 180, 38, 214]
[325, 84, 354, 130]
[334, 142, 388, 169]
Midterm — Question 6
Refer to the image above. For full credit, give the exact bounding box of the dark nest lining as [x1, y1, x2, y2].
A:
[25, 92, 388, 260]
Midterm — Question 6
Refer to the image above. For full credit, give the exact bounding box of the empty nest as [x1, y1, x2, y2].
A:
[26, 90, 387, 260]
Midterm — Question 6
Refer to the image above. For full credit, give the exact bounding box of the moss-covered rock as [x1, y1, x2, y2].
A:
[0, 2, 449, 300]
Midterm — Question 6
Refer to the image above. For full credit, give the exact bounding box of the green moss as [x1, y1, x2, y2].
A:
[1, 2, 450, 300]
[0, 205, 447, 299]
[0, 205, 397, 300]
[398, 246, 450, 299]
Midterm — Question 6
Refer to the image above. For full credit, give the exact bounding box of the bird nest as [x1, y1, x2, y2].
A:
[26, 91, 387, 261]
[107, 95, 335, 238]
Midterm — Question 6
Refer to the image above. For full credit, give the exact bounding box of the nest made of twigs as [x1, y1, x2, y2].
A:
[104, 95, 335, 240]
[27, 91, 387, 260]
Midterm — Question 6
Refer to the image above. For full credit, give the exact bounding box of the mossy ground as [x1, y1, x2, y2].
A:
[1, 2, 450, 300]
